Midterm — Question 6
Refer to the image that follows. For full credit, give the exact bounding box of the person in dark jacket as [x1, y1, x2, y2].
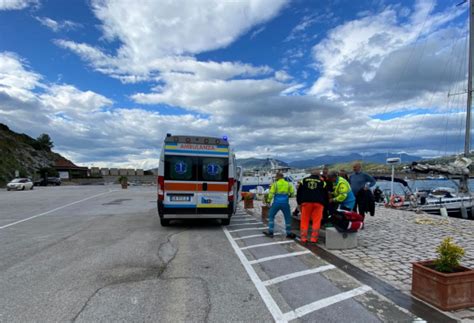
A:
[356, 188, 375, 218]
[320, 167, 333, 225]
[297, 170, 327, 243]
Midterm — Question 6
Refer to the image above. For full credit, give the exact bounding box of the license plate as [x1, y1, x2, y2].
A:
[170, 195, 191, 202]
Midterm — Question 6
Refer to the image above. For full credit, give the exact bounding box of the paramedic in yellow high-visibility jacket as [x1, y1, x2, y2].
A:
[263, 173, 295, 238]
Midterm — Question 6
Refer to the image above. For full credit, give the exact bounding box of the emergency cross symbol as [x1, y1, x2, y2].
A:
[207, 163, 220, 176]
[175, 161, 187, 174]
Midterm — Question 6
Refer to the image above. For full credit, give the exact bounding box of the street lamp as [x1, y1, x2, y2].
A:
[386, 157, 401, 199]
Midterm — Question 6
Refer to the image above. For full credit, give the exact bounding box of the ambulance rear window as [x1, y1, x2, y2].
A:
[164, 156, 195, 180]
[199, 157, 228, 182]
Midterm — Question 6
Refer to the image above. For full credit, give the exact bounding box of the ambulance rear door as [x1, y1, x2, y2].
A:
[163, 154, 199, 216]
[196, 156, 230, 217]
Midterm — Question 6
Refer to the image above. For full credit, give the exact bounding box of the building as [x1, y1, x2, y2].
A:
[53, 157, 88, 179]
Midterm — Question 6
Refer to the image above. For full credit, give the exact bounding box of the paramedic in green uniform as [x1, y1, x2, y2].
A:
[263, 173, 295, 238]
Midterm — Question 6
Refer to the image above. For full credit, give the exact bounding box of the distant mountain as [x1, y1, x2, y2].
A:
[288, 153, 423, 169]
[237, 158, 288, 170]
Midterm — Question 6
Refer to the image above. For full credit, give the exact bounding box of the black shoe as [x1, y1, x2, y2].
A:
[286, 233, 296, 239]
[262, 231, 274, 238]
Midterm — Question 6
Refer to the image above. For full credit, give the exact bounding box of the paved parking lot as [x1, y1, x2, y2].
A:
[0, 186, 435, 322]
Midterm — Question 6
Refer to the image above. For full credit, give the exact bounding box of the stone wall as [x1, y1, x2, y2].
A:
[67, 175, 156, 185]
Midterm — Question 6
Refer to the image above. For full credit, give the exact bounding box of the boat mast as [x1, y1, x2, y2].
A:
[461, 0, 474, 193]
[465, 0, 473, 156]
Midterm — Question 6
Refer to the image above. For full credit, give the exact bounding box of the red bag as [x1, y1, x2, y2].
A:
[339, 210, 364, 222]
[331, 210, 364, 233]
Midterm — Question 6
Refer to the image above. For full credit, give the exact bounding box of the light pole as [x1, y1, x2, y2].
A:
[386, 157, 401, 199]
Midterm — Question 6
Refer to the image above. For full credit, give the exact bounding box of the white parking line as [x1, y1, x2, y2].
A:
[0, 190, 117, 230]
[241, 240, 294, 250]
[228, 222, 263, 226]
[231, 218, 257, 222]
[262, 265, 336, 286]
[282, 285, 372, 321]
[222, 227, 285, 321]
[227, 227, 267, 233]
[248, 250, 311, 265]
[233, 233, 282, 240]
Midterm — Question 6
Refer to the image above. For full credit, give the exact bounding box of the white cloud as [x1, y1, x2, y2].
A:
[0, 52, 42, 100]
[2, 1, 467, 165]
[92, 0, 287, 57]
[0, 0, 37, 10]
[35, 16, 81, 32]
[309, 0, 464, 100]
[0, 50, 465, 165]
[56, 0, 288, 82]
[250, 26, 266, 39]
[55, 39, 273, 83]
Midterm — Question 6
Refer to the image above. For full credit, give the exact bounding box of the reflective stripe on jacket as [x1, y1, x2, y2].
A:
[332, 176, 355, 205]
[268, 178, 295, 204]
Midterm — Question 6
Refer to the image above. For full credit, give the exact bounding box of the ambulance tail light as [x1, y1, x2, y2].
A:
[158, 176, 165, 201]
[228, 178, 235, 202]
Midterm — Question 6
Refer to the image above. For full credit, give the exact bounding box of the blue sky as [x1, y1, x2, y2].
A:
[0, 0, 470, 168]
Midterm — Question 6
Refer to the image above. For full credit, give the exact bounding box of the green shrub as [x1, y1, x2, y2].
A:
[118, 175, 128, 183]
[434, 237, 465, 273]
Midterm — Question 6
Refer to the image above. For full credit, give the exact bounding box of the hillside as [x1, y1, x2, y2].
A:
[0, 124, 65, 186]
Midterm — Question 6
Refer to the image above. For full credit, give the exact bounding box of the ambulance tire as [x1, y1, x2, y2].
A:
[221, 218, 230, 226]
[160, 218, 170, 227]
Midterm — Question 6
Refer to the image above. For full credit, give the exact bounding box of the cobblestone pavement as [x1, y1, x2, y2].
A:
[246, 198, 474, 322]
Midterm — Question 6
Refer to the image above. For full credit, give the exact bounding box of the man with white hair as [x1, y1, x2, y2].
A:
[350, 162, 376, 213]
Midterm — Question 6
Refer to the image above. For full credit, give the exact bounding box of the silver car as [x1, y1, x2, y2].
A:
[6, 178, 34, 191]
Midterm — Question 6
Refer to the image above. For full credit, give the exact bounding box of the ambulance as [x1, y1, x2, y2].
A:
[157, 134, 239, 226]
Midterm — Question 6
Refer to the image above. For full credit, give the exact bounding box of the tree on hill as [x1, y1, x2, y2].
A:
[35, 133, 54, 150]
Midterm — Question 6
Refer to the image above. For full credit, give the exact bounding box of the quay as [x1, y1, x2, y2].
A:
[246, 198, 474, 322]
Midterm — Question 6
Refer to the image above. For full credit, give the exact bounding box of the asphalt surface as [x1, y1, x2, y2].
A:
[0, 185, 418, 322]
[0, 185, 272, 322]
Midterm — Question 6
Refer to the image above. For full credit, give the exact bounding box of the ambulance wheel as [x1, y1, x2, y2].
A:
[160, 218, 170, 227]
[221, 218, 230, 226]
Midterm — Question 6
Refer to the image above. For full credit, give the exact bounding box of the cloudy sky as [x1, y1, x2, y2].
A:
[0, 0, 470, 169]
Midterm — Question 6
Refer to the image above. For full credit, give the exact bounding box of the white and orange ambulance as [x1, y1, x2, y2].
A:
[157, 134, 239, 226]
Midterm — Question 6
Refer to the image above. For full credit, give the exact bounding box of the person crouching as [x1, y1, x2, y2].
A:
[296, 169, 327, 244]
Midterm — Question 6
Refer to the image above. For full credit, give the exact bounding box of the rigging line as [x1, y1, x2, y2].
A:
[457, 96, 467, 155]
[443, 92, 453, 157]
[447, 60, 467, 157]
[407, 18, 468, 146]
[446, 52, 467, 155]
[453, 18, 470, 156]
[445, 85, 465, 156]
[366, 1, 436, 149]
[444, 32, 469, 155]
[407, 33, 466, 147]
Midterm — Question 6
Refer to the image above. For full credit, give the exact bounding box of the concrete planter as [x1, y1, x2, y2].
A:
[261, 205, 269, 223]
[412, 260, 474, 311]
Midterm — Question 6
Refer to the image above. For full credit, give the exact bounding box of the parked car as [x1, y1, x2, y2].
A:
[7, 178, 34, 191]
[34, 177, 61, 186]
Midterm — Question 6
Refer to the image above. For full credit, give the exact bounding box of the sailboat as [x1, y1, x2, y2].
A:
[410, 1, 474, 218]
